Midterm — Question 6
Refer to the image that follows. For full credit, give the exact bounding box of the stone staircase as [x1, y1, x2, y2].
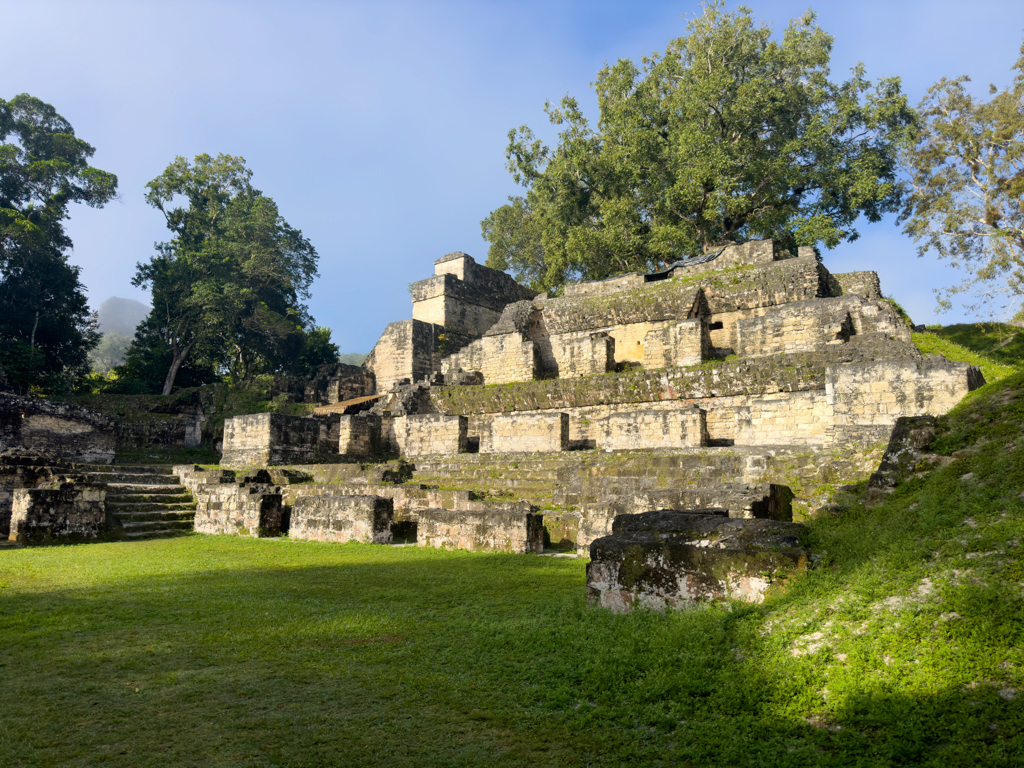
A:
[80, 465, 197, 539]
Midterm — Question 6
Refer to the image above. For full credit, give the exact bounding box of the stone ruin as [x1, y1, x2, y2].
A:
[203, 241, 983, 610]
[0, 370, 118, 544]
[0, 241, 983, 608]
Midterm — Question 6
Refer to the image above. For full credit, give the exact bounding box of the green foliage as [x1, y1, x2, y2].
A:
[484, 3, 915, 290]
[0, 94, 117, 393]
[130, 153, 319, 395]
[296, 325, 340, 377]
[900, 38, 1024, 317]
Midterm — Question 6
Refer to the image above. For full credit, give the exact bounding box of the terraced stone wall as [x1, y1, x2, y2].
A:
[338, 413, 382, 455]
[596, 407, 708, 451]
[0, 393, 115, 464]
[175, 466, 282, 537]
[390, 414, 468, 457]
[829, 358, 986, 445]
[642, 319, 710, 368]
[440, 332, 537, 385]
[481, 412, 568, 453]
[417, 508, 544, 553]
[9, 482, 107, 543]
[289, 494, 393, 544]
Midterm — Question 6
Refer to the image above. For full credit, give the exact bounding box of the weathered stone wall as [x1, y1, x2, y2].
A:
[364, 319, 475, 392]
[174, 465, 282, 537]
[417, 508, 544, 553]
[549, 333, 615, 377]
[391, 414, 468, 456]
[665, 240, 781, 279]
[831, 271, 882, 299]
[828, 358, 985, 445]
[642, 319, 710, 368]
[9, 481, 107, 543]
[0, 457, 71, 538]
[289, 494, 393, 544]
[338, 413, 382, 455]
[440, 332, 537, 385]
[563, 273, 646, 298]
[0, 393, 115, 464]
[734, 297, 854, 357]
[481, 412, 569, 453]
[596, 407, 708, 451]
[221, 413, 322, 467]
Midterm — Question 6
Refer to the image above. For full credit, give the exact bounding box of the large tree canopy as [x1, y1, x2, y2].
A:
[900, 39, 1024, 319]
[130, 153, 319, 395]
[482, 3, 916, 290]
[0, 94, 118, 393]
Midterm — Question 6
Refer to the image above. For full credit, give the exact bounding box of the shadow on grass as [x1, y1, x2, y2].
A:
[1, 537, 1021, 767]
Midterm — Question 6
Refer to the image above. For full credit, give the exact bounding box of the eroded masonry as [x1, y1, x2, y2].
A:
[4, 242, 983, 611]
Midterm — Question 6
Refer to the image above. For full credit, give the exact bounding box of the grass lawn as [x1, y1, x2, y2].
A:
[4, 375, 1024, 767]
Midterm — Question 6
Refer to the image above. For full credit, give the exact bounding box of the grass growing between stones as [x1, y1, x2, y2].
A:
[3, 376, 1024, 767]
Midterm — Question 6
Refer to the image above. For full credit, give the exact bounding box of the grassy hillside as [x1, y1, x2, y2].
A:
[3, 373, 1023, 766]
[913, 322, 1024, 384]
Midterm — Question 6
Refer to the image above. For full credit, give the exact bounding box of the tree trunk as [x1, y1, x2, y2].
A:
[162, 337, 197, 396]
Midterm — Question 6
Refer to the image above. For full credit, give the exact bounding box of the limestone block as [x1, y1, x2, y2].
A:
[417, 508, 544, 553]
[338, 413, 382, 456]
[597, 407, 708, 450]
[826, 357, 985, 445]
[9, 482, 107, 543]
[221, 413, 320, 467]
[289, 494, 393, 544]
[551, 333, 615, 377]
[642, 319, 709, 369]
[394, 414, 468, 457]
[586, 510, 807, 612]
[481, 412, 569, 454]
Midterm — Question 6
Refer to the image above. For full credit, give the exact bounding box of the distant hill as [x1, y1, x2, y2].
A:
[338, 352, 367, 366]
[96, 297, 150, 336]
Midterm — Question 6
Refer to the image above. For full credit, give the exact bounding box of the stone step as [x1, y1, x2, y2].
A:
[85, 472, 182, 485]
[121, 519, 193, 533]
[106, 501, 196, 513]
[79, 464, 176, 475]
[116, 510, 196, 523]
[107, 488, 191, 500]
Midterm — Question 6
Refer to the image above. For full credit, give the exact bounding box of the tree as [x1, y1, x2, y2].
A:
[900, 40, 1024, 318]
[296, 325, 340, 377]
[0, 94, 117, 393]
[482, 2, 916, 290]
[131, 154, 319, 394]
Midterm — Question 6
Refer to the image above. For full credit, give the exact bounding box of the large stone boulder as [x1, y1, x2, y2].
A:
[586, 509, 808, 612]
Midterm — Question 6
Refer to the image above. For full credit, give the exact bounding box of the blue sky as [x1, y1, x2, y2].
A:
[3, 1, 1023, 353]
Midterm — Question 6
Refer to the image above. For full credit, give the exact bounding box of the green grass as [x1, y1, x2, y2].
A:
[926, 323, 1024, 369]
[4, 375, 1024, 766]
[913, 331, 1018, 383]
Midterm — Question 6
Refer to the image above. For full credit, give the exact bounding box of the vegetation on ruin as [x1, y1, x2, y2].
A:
[3, 372, 1023, 766]
[482, 2, 915, 290]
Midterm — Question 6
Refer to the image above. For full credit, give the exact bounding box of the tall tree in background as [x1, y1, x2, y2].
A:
[481, 2, 916, 290]
[900, 40, 1024, 319]
[0, 94, 118, 393]
[131, 154, 319, 394]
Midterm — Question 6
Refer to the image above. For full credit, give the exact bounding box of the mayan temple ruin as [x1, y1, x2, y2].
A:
[3, 240, 983, 610]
